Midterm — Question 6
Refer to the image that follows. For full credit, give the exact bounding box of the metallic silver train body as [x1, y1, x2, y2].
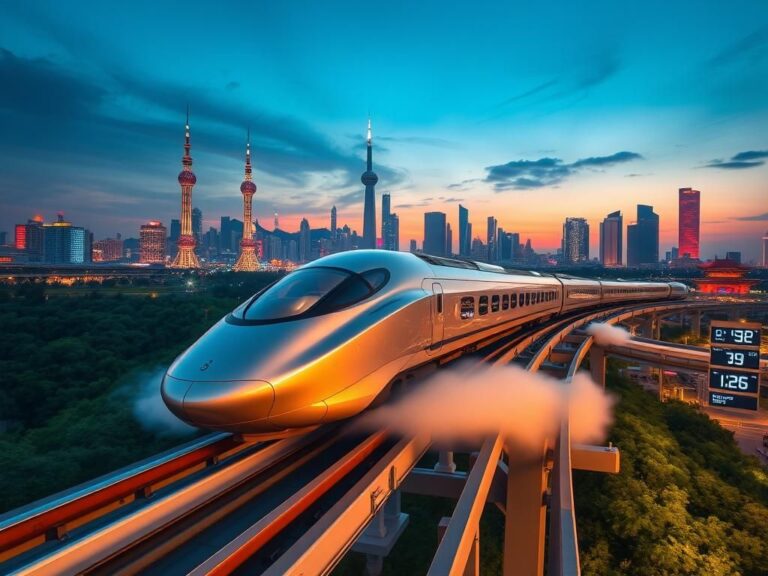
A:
[162, 250, 688, 436]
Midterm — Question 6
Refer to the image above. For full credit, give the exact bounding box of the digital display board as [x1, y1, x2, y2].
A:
[708, 392, 758, 411]
[710, 326, 761, 346]
[709, 347, 761, 370]
[708, 369, 760, 394]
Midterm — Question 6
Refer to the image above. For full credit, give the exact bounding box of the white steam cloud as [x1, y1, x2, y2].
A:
[586, 322, 631, 347]
[132, 368, 196, 436]
[362, 364, 613, 450]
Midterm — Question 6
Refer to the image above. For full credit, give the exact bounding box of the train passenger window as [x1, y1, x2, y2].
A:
[502, 294, 509, 310]
[491, 295, 500, 312]
[460, 296, 474, 320]
[511, 293, 517, 308]
[525, 293, 530, 306]
[479, 296, 489, 315]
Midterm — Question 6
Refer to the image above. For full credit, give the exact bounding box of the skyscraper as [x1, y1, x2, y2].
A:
[361, 119, 378, 249]
[458, 204, 470, 257]
[382, 193, 391, 250]
[627, 205, 659, 267]
[562, 217, 589, 263]
[763, 230, 768, 268]
[299, 218, 311, 262]
[599, 210, 623, 266]
[409, 239, 417, 253]
[139, 221, 167, 264]
[171, 110, 201, 268]
[390, 213, 400, 251]
[678, 188, 700, 259]
[42, 213, 89, 264]
[487, 216, 497, 262]
[446, 223, 453, 256]
[330, 206, 337, 242]
[192, 207, 202, 248]
[234, 133, 260, 271]
[424, 212, 447, 256]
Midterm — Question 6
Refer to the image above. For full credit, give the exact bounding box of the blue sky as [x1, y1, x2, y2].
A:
[0, 0, 766, 259]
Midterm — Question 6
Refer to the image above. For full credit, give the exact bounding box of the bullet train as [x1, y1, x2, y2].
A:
[162, 250, 688, 437]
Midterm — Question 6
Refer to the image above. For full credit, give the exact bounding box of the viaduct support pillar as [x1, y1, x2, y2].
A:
[658, 367, 664, 402]
[691, 311, 701, 338]
[652, 315, 661, 340]
[503, 441, 551, 576]
[589, 345, 606, 388]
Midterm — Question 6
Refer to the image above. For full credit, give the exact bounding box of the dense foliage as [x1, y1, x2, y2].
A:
[575, 368, 768, 576]
[0, 273, 278, 513]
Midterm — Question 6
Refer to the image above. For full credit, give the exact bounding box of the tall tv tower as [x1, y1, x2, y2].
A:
[233, 130, 259, 271]
[171, 109, 201, 268]
[361, 118, 378, 249]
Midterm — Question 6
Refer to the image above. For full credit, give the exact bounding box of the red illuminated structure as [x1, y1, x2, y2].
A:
[694, 259, 757, 295]
[171, 110, 201, 269]
[678, 187, 700, 260]
[233, 131, 260, 272]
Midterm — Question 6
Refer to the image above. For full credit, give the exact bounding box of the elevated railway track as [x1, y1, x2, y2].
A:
[0, 300, 764, 575]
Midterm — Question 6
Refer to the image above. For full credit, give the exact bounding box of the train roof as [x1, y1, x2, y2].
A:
[414, 253, 553, 278]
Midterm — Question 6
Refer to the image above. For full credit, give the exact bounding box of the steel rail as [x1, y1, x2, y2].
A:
[187, 430, 390, 576]
[262, 433, 432, 576]
[0, 432, 243, 560]
[10, 431, 321, 576]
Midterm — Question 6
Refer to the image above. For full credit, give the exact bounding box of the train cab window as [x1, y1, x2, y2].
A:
[491, 295, 500, 312]
[479, 296, 489, 315]
[502, 294, 509, 310]
[510, 293, 517, 308]
[460, 296, 474, 319]
[241, 267, 388, 321]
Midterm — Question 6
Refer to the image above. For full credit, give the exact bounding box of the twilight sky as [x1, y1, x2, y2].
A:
[0, 0, 766, 261]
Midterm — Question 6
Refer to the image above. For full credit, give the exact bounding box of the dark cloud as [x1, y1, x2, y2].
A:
[571, 151, 642, 168]
[732, 150, 768, 161]
[493, 52, 620, 113]
[732, 212, 768, 221]
[708, 26, 768, 67]
[437, 196, 463, 203]
[446, 178, 480, 191]
[0, 47, 407, 236]
[704, 150, 768, 170]
[483, 151, 642, 191]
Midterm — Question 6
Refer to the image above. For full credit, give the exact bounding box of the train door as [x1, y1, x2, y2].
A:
[431, 283, 445, 352]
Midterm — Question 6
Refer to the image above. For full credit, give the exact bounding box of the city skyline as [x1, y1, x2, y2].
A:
[0, 1, 767, 260]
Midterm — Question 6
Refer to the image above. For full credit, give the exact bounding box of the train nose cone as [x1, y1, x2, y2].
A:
[162, 374, 275, 429]
[161, 373, 193, 424]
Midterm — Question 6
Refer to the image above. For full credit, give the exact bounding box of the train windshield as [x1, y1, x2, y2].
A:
[240, 267, 389, 321]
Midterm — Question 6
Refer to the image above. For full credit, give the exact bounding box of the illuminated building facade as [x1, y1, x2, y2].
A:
[562, 217, 589, 263]
[361, 119, 378, 249]
[93, 236, 123, 262]
[171, 111, 201, 268]
[42, 213, 89, 264]
[694, 259, 757, 295]
[678, 187, 700, 259]
[233, 134, 260, 271]
[139, 221, 167, 264]
[599, 210, 623, 266]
